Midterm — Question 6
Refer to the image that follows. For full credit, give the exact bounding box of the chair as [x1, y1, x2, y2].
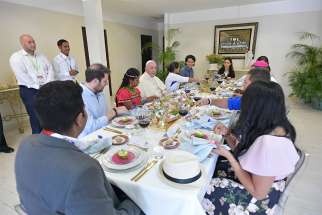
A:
[14, 204, 28, 215]
[275, 147, 306, 214]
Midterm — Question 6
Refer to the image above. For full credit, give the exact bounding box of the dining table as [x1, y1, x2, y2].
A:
[81, 82, 240, 215]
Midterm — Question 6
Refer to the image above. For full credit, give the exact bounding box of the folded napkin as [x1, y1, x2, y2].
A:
[76, 135, 112, 154]
[191, 136, 210, 146]
[191, 115, 218, 130]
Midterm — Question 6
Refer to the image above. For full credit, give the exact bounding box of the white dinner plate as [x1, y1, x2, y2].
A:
[101, 146, 146, 171]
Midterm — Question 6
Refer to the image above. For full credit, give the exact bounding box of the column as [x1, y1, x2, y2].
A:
[82, 0, 111, 104]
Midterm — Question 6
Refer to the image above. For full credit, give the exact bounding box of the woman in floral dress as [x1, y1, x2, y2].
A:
[202, 81, 299, 215]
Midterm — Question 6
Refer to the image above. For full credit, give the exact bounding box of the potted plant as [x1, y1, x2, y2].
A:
[287, 32, 322, 110]
[206, 54, 224, 71]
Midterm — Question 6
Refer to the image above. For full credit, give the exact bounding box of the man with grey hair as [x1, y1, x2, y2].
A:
[138, 60, 166, 100]
[9, 34, 54, 134]
[79, 63, 128, 137]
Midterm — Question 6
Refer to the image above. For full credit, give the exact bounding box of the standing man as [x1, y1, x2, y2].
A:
[0, 112, 14, 153]
[9, 34, 54, 133]
[137, 60, 166, 100]
[79, 63, 127, 137]
[180, 55, 196, 78]
[52, 39, 79, 81]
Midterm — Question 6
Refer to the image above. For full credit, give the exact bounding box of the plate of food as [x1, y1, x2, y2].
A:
[181, 129, 221, 142]
[191, 130, 209, 140]
[112, 116, 137, 128]
[159, 137, 180, 149]
[101, 147, 146, 170]
[111, 149, 135, 164]
[112, 135, 129, 145]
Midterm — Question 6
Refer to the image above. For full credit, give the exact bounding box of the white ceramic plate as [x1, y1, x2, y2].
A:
[112, 116, 137, 128]
[101, 147, 146, 170]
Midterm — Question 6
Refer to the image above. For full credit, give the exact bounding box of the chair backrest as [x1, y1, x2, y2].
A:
[285, 147, 306, 188]
[14, 204, 28, 215]
[276, 147, 306, 215]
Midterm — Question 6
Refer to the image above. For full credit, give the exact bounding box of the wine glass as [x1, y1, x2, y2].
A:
[193, 96, 202, 102]
[179, 104, 189, 116]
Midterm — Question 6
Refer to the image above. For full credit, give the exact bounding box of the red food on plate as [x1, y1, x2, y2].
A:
[111, 151, 135, 164]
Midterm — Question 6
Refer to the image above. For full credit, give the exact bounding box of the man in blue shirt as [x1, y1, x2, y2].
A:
[79, 64, 127, 137]
[198, 68, 271, 110]
[180, 55, 196, 78]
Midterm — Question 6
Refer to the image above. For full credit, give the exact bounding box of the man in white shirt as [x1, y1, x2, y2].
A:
[52, 39, 79, 81]
[138, 60, 166, 99]
[9, 34, 54, 133]
[79, 63, 127, 137]
[165, 61, 199, 92]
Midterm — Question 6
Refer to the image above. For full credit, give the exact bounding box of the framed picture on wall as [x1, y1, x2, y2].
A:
[214, 22, 258, 59]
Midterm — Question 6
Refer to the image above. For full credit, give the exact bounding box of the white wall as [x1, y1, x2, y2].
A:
[0, 1, 158, 128]
[168, 1, 322, 96]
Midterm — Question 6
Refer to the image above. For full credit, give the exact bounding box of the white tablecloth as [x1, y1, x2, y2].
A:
[83, 125, 218, 215]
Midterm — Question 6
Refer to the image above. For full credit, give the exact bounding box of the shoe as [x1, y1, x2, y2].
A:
[0, 146, 14, 153]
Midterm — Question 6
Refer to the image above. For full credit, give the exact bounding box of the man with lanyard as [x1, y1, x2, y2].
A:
[15, 81, 143, 215]
[9, 34, 54, 133]
[52, 39, 79, 81]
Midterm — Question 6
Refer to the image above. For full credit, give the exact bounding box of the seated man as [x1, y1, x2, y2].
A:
[138, 60, 166, 99]
[79, 64, 127, 137]
[180, 55, 196, 78]
[198, 68, 271, 110]
[165, 61, 199, 92]
[15, 81, 142, 215]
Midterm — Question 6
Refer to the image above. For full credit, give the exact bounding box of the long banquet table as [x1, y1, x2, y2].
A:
[83, 121, 219, 215]
[82, 82, 239, 215]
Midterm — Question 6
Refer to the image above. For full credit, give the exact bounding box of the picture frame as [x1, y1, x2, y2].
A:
[214, 22, 258, 59]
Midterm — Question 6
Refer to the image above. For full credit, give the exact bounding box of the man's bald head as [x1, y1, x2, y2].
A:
[19, 34, 36, 54]
[145, 60, 157, 77]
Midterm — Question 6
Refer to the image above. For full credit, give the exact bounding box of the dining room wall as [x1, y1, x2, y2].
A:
[168, 0, 322, 96]
[0, 1, 158, 129]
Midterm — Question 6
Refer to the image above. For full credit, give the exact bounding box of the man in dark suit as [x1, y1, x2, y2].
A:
[15, 81, 142, 215]
[0, 112, 14, 153]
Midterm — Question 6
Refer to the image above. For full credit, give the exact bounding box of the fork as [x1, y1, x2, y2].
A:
[93, 147, 108, 159]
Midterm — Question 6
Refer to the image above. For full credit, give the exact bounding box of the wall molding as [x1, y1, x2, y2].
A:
[168, 0, 322, 24]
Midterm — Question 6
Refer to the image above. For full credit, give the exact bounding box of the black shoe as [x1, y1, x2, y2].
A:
[0, 146, 14, 153]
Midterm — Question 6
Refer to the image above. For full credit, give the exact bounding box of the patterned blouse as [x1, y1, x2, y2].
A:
[116, 87, 142, 108]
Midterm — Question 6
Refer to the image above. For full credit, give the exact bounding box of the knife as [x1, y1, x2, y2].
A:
[131, 160, 158, 182]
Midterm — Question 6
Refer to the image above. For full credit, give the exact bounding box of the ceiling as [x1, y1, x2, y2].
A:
[2, 0, 282, 19]
[102, 0, 282, 18]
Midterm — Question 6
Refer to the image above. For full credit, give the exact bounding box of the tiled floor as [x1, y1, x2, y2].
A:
[0, 98, 322, 215]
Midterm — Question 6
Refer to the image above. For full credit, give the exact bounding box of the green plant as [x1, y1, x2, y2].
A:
[206, 54, 224, 64]
[142, 28, 180, 81]
[286, 32, 322, 104]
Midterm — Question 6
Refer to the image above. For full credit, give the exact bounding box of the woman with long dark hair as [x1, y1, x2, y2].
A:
[202, 81, 299, 214]
[217, 57, 235, 79]
[115, 68, 142, 109]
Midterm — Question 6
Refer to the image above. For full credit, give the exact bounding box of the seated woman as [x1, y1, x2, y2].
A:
[165, 61, 199, 92]
[202, 81, 299, 215]
[115, 68, 142, 109]
[217, 57, 235, 79]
